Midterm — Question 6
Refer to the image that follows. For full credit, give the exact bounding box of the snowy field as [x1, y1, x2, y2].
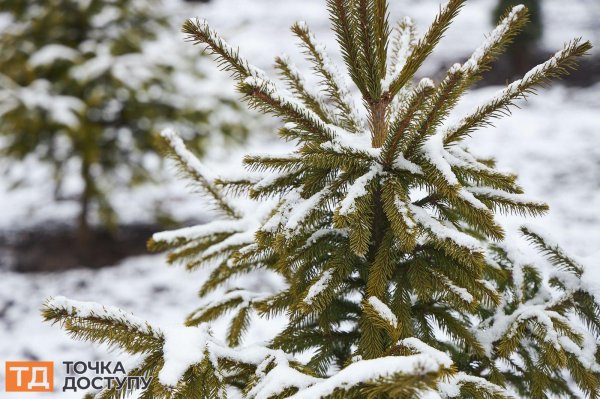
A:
[1, 0, 599, 397]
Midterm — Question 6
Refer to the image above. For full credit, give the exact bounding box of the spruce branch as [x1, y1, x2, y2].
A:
[381, 176, 417, 251]
[355, 0, 385, 100]
[159, 128, 239, 219]
[403, 66, 467, 157]
[386, 0, 465, 97]
[461, 5, 529, 75]
[327, 0, 367, 98]
[444, 38, 593, 144]
[381, 77, 435, 167]
[240, 76, 336, 143]
[291, 22, 362, 132]
[42, 297, 164, 355]
[521, 226, 583, 277]
[275, 54, 336, 124]
[373, 0, 391, 81]
[182, 18, 256, 81]
[386, 17, 416, 86]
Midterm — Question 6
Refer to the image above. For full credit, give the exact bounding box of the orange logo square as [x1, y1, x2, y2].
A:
[5, 361, 54, 392]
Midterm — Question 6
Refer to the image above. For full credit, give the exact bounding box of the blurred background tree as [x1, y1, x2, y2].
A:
[0, 0, 247, 246]
[494, 0, 543, 74]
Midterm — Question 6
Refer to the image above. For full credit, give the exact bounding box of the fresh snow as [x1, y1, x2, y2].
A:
[417, 77, 435, 90]
[159, 325, 212, 386]
[200, 230, 256, 257]
[467, 187, 545, 206]
[191, 290, 269, 320]
[409, 204, 480, 250]
[339, 164, 382, 215]
[446, 43, 578, 142]
[152, 219, 246, 245]
[29, 44, 79, 67]
[304, 269, 334, 305]
[461, 5, 526, 73]
[285, 188, 329, 230]
[297, 23, 363, 127]
[458, 187, 488, 210]
[393, 153, 423, 174]
[399, 337, 453, 367]
[395, 195, 416, 230]
[383, 17, 415, 92]
[303, 228, 349, 248]
[288, 353, 450, 399]
[441, 278, 474, 304]
[246, 354, 320, 399]
[161, 128, 217, 182]
[47, 296, 155, 335]
[368, 296, 398, 327]
[14, 80, 85, 127]
[438, 372, 513, 398]
[421, 134, 459, 186]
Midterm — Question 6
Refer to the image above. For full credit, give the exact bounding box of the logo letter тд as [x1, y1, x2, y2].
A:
[5, 361, 54, 392]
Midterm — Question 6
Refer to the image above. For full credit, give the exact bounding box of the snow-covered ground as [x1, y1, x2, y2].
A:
[1, 0, 599, 397]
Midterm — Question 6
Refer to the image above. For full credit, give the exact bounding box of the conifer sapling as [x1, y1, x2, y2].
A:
[0, 0, 249, 239]
[43, 1, 599, 398]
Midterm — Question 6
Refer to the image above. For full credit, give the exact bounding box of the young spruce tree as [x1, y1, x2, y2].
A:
[44, 1, 599, 398]
[0, 0, 247, 239]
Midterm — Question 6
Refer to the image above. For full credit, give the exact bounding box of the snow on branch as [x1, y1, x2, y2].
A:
[182, 18, 266, 81]
[4, 79, 85, 127]
[558, 331, 600, 370]
[521, 226, 600, 301]
[151, 218, 251, 246]
[159, 324, 214, 386]
[304, 269, 334, 305]
[161, 128, 215, 181]
[476, 303, 569, 357]
[520, 225, 583, 277]
[444, 146, 497, 173]
[161, 128, 239, 218]
[285, 187, 330, 230]
[399, 337, 453, 368]
[367, 296, 398, 328]
[242, 75, 338, 142]
[386, 0, 465, 96]
[393, 152, 423, 175]
[291, 21, 363, 131]
[159, 324, 318, 393]
[421, 133, 459, 186]
[409, 204, 480, 250]
[467, 187, 546, 207]
[439, 277, 475, 304]
[200, 230, 257, 258]
[438, 372, 512, 398]
[29, 44, 79, 67]
[287, 351, 451, 399]
[383, 17, 416, 92]
[246, 354, 320, 398]
[44, 296, 158, 336]
[325, 122, 376, 151]
[394, 195, 416, 230]
[194, 290, 270, 317]
[339, 164, 382, 215]
[461, 5, 527, 73]
[444, 38, 592, 144]
[275, 53, 338, 124]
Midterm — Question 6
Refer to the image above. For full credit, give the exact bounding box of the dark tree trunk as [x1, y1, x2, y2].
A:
[77, 159, 93, 248]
